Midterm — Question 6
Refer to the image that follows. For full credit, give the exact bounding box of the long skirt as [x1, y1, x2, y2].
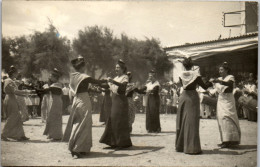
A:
[176, 90, 201, 154]
[217, 93, 241, 143]
[244, 98, 257, 122]
[146, 94, 161, 132]
[2, 95, 26, 139]
[99, 94, 112, 123]
[62, 95, 70, 114]
[16, 95, 29, 122]
[41, 94, 51, 122]
[100, 94, 132, 147]
[128, 97, 135, 127]
[43, 94, 63, 140]
[68, 93, 93, 153]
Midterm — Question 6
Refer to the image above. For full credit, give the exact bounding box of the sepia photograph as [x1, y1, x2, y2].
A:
[1, 1, 258, 166]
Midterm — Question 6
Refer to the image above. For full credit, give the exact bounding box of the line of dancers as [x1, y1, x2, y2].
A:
[1, 56, 241, 158]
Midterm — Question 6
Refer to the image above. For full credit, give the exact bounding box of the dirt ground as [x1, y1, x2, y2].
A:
[1, 114, 258, 167]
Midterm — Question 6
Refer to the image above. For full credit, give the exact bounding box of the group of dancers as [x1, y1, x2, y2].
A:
[1, 55, 241, 158]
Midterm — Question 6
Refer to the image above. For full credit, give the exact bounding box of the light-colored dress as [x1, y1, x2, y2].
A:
[63, 72, 93, 153]
[43, 83, 63, 140]
[215, 75, 241, 143]
[14, 81, 29, 122]
[41, 84, 51, 122]
[2, 78, 28, 139]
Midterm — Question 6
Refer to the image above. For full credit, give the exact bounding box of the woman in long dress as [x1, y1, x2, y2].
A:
[99, 88, 112, 124]
[43, 68, 63, 141]
[213, 62, 241, 148]
[175, 57, 211, 154]
[15, 79, 30, 122]
[63, 56, 106, 158]
[100, 59, 132, 150]
[1, 66, 31, 141]
[40, 82, 51, 123]
[135, 70, 161, 133]
[126, 72, 136, 133]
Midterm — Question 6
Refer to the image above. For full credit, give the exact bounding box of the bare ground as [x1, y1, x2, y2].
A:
[1, 114, 257, 167]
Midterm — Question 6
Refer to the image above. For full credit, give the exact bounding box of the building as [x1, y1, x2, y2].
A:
[164, 33, 258, 82]
[164, 2, 258, 83]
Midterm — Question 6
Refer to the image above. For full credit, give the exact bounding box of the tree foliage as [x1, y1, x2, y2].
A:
[73, 26, 115, 79]
[2, 37, 14, 72]
[2, 24, 71, 78]
[73, 26, 172, 82]
[2, 25, 172, 83]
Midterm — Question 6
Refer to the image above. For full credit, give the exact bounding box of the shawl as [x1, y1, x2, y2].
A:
[69, 72, 90, 95]
[146, 80, 160, 93]
[108, 74, 128, 95]
[179, 70, 200, 89]
[215, 75, 235, 94]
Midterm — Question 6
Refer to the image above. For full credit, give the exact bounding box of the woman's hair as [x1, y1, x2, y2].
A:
[182, 57, 193, 70]
[117, 59, 127, 74]
[8, 65, 17, 77]
[51, 68, 62, 79]
[219, 62, 231, 74]
[73, 61, 85, 71]
[127, 71, 132, 82]
[71, 56, 85, 71]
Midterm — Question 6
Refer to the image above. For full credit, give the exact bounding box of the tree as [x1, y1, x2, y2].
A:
[31, 24, 71, 77]
[73, 26, 172, 82]
[2, 37, 14, 72]
[73, 26, 115, 79]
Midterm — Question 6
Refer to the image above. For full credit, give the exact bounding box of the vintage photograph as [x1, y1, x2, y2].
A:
[1, 1, 258, 166]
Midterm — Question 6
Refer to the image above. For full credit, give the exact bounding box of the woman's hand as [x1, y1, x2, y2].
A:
[210, 79, 221, 83]
[107, 77, 113, 83]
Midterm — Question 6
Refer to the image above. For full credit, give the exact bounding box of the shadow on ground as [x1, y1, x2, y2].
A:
[131, 131, 175, 137]
[78, 146, 164, 159]
[203, 145, 257, 155]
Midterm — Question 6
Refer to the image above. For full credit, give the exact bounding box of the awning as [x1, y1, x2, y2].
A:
[167, 35, 258, 60]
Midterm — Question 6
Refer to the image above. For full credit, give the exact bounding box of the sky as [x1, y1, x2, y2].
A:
[2, 1, 244, 47]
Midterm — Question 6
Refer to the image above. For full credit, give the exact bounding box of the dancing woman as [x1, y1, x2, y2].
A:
[99, 87, 112, 124]
[15, 74, 30, 122]
[135, 70, 161, 133]
[40, 82, 51, 123]
[63, 56, 106, 158]
[126, 72, 136, 133]
[100, 59, 132, 150]
[212, 62, 241, 148]
[43, 68, 63, 141]
[1, 66, 31, 141]
[175, 57, 212, 154]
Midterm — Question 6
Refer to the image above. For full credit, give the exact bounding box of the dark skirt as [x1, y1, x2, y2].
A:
[176, 90, 201, 154]
[99, 94, 112, 123]
[62, 95, 70, 114]
[245, 98, 257, 122]
[99, 94, 132, 147]
[146, 94, 161, 132]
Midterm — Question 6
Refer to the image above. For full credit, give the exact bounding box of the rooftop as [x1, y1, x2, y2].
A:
[164, 33, 258, 51]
